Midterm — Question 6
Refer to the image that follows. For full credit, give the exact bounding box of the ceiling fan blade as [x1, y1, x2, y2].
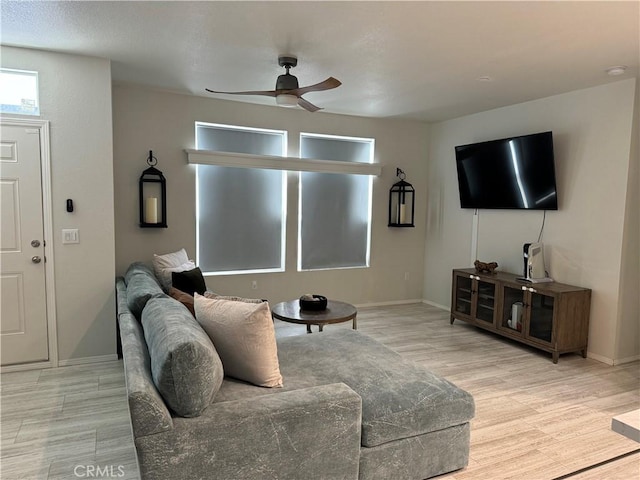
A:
[298, 97, 322, 112]
[289, 77, 341, 96]
[205, 88, 277, 97]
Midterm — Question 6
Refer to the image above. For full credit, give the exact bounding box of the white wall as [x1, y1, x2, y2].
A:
[1, 47, 116, 362]
[424, 79, 637, 363]
[615, 79, 640, 363]
[113, 85, 429, 305]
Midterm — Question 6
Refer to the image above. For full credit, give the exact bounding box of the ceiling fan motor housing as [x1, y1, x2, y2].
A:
[276, 55, 299, 91]
[276, 73, 299, 91]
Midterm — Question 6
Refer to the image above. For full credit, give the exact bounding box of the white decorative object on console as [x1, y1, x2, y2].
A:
[520, 242, 554, 283]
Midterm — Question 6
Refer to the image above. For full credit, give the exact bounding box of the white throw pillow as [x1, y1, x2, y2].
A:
[152, 248, 194, 291]
[194, 294, 283, 388]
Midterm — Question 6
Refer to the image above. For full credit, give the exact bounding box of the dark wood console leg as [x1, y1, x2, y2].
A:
[306, 324, 312, 334]
[450, 315, 455, 325]
[581, 349, 587, 358]
[552, 352, 559, 364]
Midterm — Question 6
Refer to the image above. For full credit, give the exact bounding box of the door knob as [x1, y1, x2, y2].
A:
[32, 256, 42, 264]
[31, 240, 41, 247]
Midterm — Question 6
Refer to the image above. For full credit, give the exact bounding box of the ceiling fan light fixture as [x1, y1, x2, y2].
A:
[276, 94, 299, 107]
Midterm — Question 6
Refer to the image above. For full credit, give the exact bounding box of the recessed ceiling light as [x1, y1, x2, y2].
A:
[477, 76, 493, 82]
[606, 66, 627, 76]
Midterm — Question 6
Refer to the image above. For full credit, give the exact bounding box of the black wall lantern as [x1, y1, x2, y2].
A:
[388, 168, 415, 227]
[139, 150, 167, 228]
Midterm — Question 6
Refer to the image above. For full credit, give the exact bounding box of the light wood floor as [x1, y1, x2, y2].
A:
[1, 303, 638, 479]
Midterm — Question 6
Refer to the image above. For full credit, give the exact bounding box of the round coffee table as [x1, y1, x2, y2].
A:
[271, 299, 357, 333]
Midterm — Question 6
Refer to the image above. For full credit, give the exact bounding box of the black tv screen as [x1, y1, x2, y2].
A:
[455, 131, 558, 210]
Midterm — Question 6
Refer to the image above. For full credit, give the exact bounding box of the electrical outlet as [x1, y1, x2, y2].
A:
[251, 280, 258, 290]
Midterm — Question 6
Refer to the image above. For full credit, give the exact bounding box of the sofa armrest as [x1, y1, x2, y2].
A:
[116, 278, 131, 317]
[118, 310, 173, 438]
[135, 382, 362, 480]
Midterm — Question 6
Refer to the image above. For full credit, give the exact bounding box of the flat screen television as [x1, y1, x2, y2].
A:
[455, 131, 558, 210]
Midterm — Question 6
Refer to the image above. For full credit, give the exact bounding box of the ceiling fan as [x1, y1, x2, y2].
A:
[205, 55, 341, 112]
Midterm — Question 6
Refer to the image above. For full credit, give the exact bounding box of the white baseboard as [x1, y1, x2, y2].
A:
[422, 299, 450, 311]
[355, 299, 424, 308]
[355, 299, 451, 311]
[586, 352, 614, 366]
[57, 354, 119, 367]
[585, 352, 639, 366]
[1, 359, 54, 373]
[2, 354, 120, 372]
[612, 354, 640, 365]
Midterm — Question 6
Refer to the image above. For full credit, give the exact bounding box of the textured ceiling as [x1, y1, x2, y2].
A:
[1, 1, 638, 121]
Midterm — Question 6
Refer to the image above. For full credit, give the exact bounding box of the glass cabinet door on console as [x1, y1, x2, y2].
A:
[500, 285, 555, 345]
[526, 288, 554, 345]
[475, 279, 497, 325]
[451, 272, 497, 327]
[500, 286, 526, 336]
[452, 274, 473, 320]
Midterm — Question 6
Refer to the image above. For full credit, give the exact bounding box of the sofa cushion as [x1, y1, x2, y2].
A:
[194, 294, 283, 388]
[172, 267, 207, 296]
[142, 295, 224, 417]
[274, 330, 475, 447]
[209, 329, 474, 447]
[152, 248, 194, 291]
[125, 263, 164, 318]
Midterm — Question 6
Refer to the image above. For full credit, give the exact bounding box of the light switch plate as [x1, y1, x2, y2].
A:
[62, 228, 79, 244]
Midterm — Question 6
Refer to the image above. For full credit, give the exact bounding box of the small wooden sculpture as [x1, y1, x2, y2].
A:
[474, 260, 498, 274]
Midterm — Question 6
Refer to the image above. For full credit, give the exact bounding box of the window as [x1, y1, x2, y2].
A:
[0, 69, 39, 115]
[298, 133, 374, 270]
[195, 122, 286, 274]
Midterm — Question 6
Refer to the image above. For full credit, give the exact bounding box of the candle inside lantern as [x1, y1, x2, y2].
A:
[145, 197, 158, 223]
[399, 203, 407, 224]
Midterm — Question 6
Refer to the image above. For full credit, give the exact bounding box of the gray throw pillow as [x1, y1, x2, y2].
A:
[142, 296, 224, 417]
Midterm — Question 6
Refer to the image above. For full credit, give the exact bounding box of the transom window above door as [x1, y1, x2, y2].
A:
[0, 68, 40, 116]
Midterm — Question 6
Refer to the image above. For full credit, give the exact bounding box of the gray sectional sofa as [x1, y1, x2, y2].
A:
[117, 263, 475, 480]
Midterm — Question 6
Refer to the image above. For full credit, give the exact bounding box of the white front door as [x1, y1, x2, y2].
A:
[1, 124, 49, 365]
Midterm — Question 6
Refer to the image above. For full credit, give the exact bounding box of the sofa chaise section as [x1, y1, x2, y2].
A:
[116, 267, 474, 480]
[214, 329, 475, 480]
